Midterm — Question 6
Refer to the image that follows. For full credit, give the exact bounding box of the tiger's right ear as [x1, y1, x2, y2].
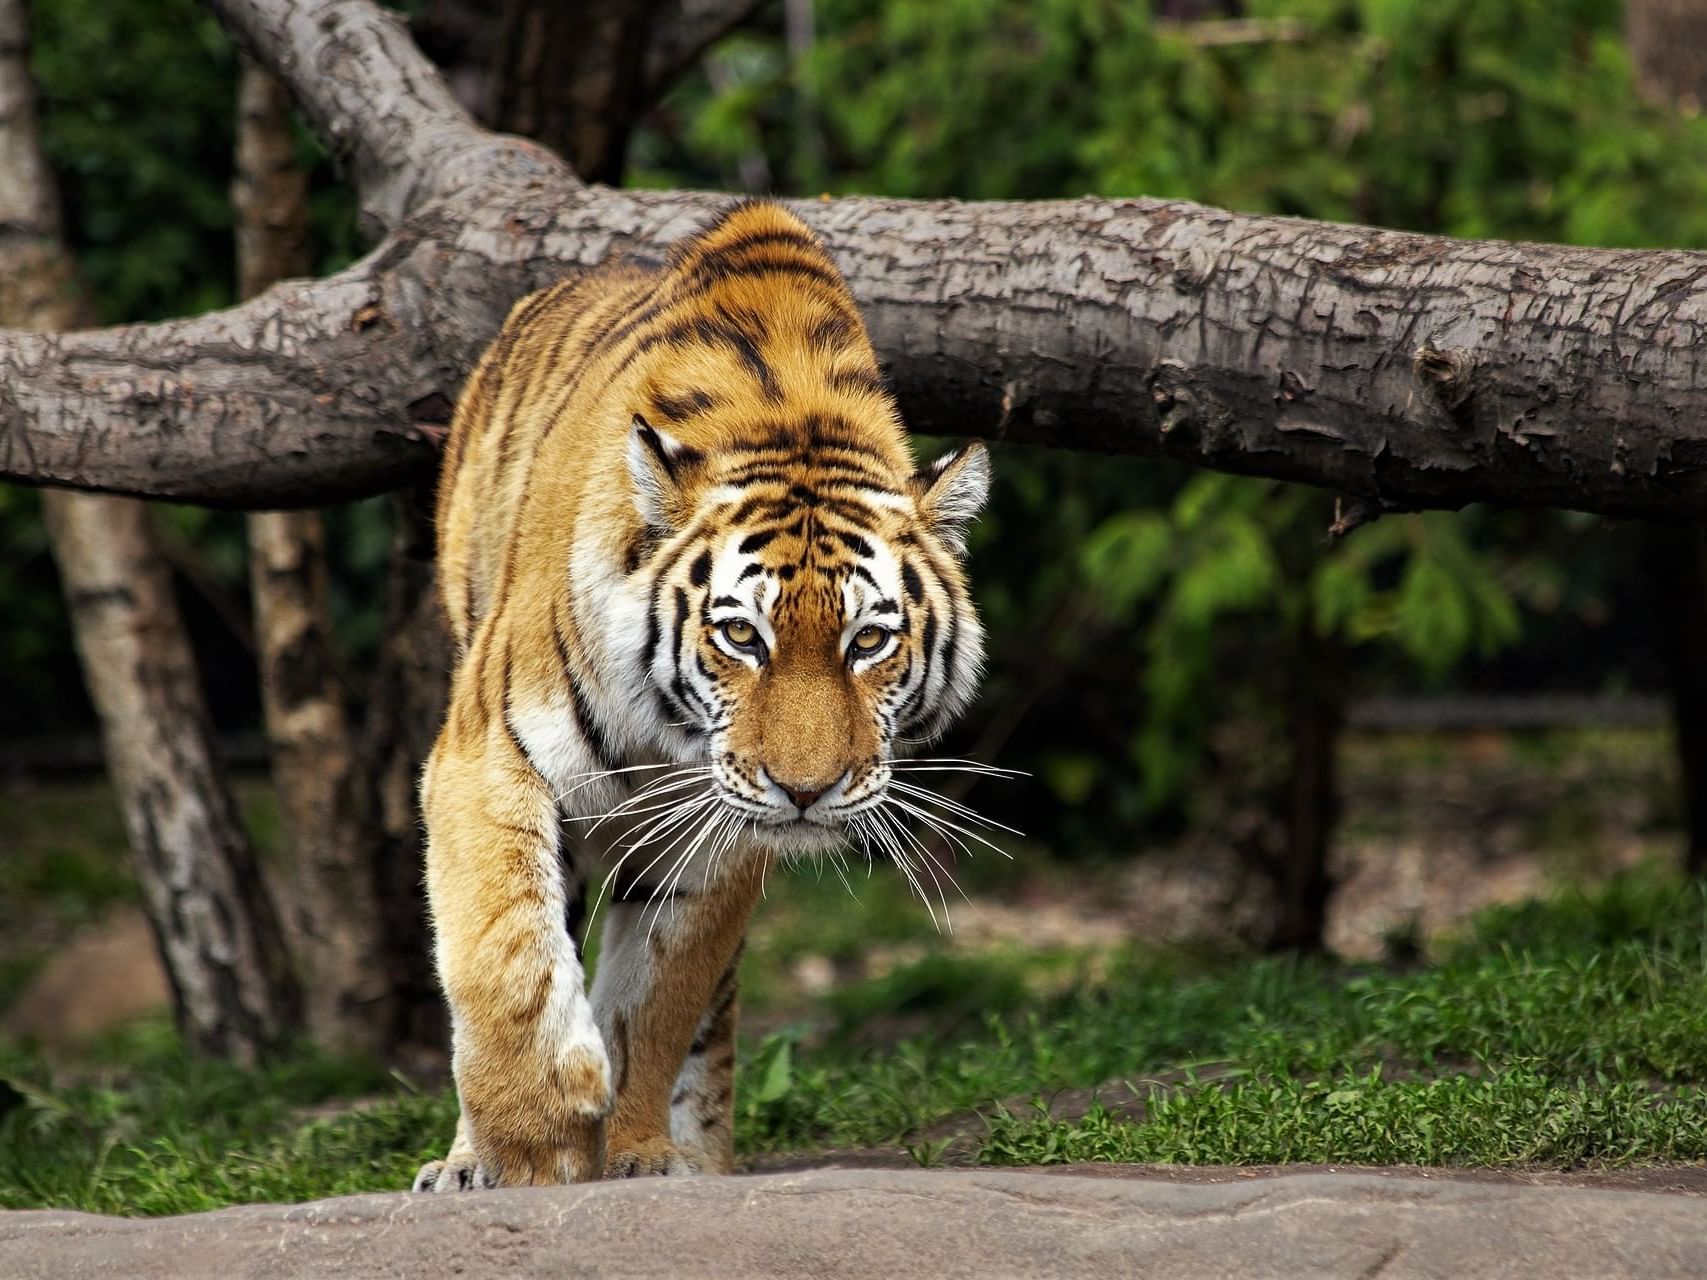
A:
[627, 414, 703, 530]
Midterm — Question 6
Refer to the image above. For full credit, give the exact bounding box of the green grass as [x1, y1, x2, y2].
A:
[0, 1019, 451, 1215]
[981, 1072, 1707, 1168]
[4, 868, 1707, 1215]
[734, 867, 1707, 1158]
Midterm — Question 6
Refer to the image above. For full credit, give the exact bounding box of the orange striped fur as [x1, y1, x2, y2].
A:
[415, 202, 990, 1191]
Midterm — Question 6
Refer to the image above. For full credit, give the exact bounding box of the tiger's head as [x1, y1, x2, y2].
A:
[624, 415, 990, 853]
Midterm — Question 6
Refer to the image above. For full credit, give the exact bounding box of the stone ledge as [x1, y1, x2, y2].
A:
[4, 1167, 1705, 1279]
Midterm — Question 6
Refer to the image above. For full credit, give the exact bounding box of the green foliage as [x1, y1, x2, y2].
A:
[980, 1072, 1707, 1168]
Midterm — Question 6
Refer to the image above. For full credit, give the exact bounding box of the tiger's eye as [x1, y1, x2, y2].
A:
[850, 625, 888, 655]
[721, 619, 758, 649]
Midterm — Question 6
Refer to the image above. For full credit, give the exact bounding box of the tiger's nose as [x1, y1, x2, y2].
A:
[780, 782, 829, 811]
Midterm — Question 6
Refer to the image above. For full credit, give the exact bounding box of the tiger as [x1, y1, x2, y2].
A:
[412, 200, 991, 1191]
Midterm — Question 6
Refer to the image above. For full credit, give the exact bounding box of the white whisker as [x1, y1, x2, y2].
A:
[887, 795, 1015, 860]
[888, 779, 1026, 837]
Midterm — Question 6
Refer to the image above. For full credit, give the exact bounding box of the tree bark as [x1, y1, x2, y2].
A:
[0, 0, 298, 1062]
[1269, 611, 1341, 953]
[1628, 0, 1707, 111]
[0, 0, 1701, 523]
[359, 484, 453, 1061]
[412, 0, 761, 143]
[486, 0, 661, 184]
[43, 496, 303, 1062]
[236, 58, 395, 1055]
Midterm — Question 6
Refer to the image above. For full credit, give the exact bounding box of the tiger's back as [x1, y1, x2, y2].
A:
[417, 201, 991, 1192]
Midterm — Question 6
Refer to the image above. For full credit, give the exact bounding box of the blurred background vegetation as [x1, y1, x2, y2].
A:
[5, 0, 1707, 1205]
[4, 0, 1700, 887]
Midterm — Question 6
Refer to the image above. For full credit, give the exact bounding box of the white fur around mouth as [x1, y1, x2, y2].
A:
[744, 815, 846, 854]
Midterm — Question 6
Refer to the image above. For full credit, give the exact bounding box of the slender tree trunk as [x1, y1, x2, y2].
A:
[1269, 612, 1341, 952]
[361, 484, 453, 1061]
[1653, 525, 1707, 874]
[235, 58, 395, 1054]
[0, 0, 297, 1062]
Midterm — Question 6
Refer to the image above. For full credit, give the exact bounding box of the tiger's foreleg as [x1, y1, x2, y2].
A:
[592, 860, 762, 1177]
[413, 725, 612, 1191]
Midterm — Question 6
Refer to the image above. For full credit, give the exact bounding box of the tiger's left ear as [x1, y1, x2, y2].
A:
[914, 441, 991, 556]
[627, 414, 703, 530]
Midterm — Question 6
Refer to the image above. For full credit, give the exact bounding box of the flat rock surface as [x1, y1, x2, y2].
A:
[4, 1166, 1706, 1279]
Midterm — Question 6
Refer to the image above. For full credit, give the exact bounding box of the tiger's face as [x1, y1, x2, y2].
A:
[628, 418, 990, 853]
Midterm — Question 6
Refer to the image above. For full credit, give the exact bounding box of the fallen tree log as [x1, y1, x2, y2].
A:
[0, 0, 1703, 521]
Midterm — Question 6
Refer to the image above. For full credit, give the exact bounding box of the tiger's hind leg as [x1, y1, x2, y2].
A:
[669, 947, 742, 1173]
[592, 864, 761, 1177]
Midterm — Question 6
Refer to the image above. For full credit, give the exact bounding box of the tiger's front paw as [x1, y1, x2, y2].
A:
[604, 1136, 702, 1179]
[413, 1155, 489, 1193]
[425, 1042, 614, 1189]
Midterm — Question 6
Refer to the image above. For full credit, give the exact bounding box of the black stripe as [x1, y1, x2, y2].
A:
[673, 674, 716, 722]
[826, 366, 888, 397]
[652, 387, 720, 422]
[720, 467, 792, 488]
[871, 599, 900, 616]
[690, 550, 711, 587]
[565, 876, 588, 946]
[739, 528, 778, 554]
[896, 609, 938, 726]
[642, 594, 662, 674]
[693, 225, 824, 266]
[903, 561, 924, 604]
[685, 252, 847, 298]
[567, 674, 620, 772]
[807, 311, 856, 352]
[637, 316, 780, 401]
[549, 605, 623, 772]
[835, 529, 873, 557]
[671, 586, 692, 682]
[499, 646, 548, 782]
[737, 563, 764, 582]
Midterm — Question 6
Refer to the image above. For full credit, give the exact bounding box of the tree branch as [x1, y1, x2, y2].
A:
[203, 0, 568, 234]
[4, 0, 1707, 520]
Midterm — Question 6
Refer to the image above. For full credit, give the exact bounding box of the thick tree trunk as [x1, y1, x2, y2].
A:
[415, 0, 761, 146]
[487, 0, 660, 183]
[0, 0, 297, 1062]
[236, 58, 395, 1055]
[0, 0, 1700, 522]
[43, 496, 302, 1061]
